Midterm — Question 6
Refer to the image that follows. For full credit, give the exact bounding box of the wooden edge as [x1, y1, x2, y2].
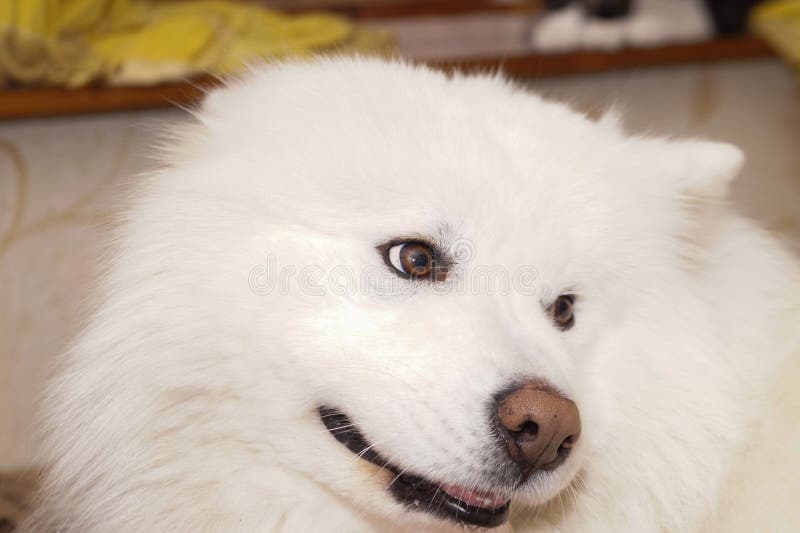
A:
[0, 36, 775, 120]
[433, 35, 775, 78]
[275, 0, 542, 19]
[0, 81, 215, 121]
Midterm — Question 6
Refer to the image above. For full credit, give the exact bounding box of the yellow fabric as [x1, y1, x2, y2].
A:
[0, 0, 393, 87]
[752, 0, 800, 74]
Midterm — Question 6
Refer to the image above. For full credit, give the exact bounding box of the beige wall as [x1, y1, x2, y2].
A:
[0, 110, 181, 467]
[1, 59, 798, 469]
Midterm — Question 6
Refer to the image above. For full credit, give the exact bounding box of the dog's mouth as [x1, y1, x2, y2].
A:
[318, 406, 511, 528]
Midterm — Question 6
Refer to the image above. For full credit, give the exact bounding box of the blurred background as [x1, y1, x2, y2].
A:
[0, 0, 799, 525]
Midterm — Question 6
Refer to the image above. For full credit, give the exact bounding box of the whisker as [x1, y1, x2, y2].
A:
[318, 423, 355, 433]
[386, 466, 410, 489]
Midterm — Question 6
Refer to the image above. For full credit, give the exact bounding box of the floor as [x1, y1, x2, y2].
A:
[0, 58, 798, 469]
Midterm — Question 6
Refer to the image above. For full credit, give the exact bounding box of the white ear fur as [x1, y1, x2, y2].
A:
[639, 138, 744, 197]
[676, 140, 744, 196]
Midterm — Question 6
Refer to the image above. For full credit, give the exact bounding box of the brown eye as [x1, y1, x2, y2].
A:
[387, 242, 436, 279]
[548, 294, 575, 330]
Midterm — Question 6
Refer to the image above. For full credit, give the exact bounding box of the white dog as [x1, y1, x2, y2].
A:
[24, 58, 799, 532]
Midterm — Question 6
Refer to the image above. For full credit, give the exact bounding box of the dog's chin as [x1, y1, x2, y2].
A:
[319, 406, 521, 528]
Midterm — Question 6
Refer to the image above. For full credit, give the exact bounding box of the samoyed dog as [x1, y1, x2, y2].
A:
[25, 59, 798, 532]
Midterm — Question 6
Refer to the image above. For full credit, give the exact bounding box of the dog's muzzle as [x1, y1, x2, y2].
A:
[318, 379, 581, 528]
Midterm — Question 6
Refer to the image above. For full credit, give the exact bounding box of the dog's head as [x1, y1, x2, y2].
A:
[47, 59, 763, 531]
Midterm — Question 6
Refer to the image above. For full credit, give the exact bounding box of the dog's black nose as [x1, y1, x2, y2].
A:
[495, 382, 581, 473]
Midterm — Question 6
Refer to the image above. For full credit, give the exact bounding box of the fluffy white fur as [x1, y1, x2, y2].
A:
[24, 58, 799, 532]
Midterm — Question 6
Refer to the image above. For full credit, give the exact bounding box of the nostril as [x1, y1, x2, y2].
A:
[557, 435, 576, 457]
[516, 420, 539, 439]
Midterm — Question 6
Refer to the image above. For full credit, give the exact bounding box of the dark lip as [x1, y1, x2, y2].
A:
[318, 406, 510, 528]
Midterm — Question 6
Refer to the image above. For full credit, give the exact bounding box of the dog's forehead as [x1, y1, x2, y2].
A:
[191, 59, 641, 277]
[201, 60, 620, 225]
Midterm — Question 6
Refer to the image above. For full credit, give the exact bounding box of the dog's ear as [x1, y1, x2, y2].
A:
[673, 140, 744, 196]
[642, 138, 744, 197]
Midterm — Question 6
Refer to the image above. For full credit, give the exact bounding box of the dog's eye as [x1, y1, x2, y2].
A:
[548, 295, 575, 330]
[386, 242, 436, 279]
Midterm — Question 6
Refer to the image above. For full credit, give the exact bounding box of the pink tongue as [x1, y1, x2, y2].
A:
[440, 483, 509, 509]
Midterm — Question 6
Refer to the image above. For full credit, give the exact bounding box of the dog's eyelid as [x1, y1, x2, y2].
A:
[543, 292, 577, 309]
[377, 234, 439, 249]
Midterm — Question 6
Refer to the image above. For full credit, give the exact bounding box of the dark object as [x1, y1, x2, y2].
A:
[582, 0, 633, 19]
[0, 517, 15, 533]
[703, 0, 765, 35]
[544, 0, 632, 17]
[543, 0, 572, 9]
